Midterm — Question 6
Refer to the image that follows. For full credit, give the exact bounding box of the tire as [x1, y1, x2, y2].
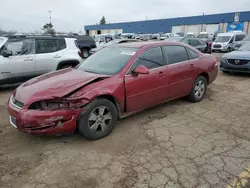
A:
[188, 76, 207, 103]
[81, 49, 89, 58]
[77, 98, 118, 140]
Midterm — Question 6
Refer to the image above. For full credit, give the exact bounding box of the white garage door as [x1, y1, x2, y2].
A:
[187, 25, 201, 35]
[205, 24, 219, 34]
[172, 26, 182, 34]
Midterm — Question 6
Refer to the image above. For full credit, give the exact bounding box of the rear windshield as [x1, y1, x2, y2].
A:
[77, 47, 138, 75]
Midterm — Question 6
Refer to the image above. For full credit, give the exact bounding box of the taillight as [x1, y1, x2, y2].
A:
[78, 50, 84, 58]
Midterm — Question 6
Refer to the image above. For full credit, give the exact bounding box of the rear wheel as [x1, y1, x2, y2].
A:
[81, 49, 89, 58]
[188, 76, 207, 102]
[77, 98, 118, 140]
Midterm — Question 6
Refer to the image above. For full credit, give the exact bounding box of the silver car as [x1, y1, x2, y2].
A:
[0, 36, 83, 85]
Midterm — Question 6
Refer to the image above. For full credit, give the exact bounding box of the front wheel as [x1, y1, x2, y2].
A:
[77, 98, 118, 140]
[188, 76, 207, 102]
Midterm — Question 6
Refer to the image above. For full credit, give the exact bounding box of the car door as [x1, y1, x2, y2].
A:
[2, 39, 36, 79]
[125, 47, 169, 112]
[162, 45, 196, 99]
[35, 39, 63, 75]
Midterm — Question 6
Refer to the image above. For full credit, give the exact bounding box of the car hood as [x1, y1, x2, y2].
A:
[15, 68, 109, 104]
[223, 51, 250, 59]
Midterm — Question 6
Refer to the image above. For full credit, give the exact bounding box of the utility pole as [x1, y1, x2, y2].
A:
[48, 11, 52, 24]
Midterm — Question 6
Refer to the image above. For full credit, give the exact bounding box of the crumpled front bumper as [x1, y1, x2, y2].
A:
[8, 98, 83, 135]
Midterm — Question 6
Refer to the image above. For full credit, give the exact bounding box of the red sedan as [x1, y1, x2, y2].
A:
[8, 41, 218, 140]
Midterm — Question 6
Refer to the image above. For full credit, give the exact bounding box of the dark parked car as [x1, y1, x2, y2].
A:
[90, 39, 140, 55]
[75, 36, 96, 58]
[220, 42, 250, 73]
[181, 38, 211, 54]
[8, 41, 218, 140]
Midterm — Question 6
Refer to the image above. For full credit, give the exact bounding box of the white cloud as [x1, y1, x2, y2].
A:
[0, 0, 249, 32]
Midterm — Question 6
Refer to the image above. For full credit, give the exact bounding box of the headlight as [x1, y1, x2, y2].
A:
[29, 100, 70, 110]
[28, 98, 89, 110]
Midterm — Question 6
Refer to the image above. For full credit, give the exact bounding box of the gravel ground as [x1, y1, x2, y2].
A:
[1, 53, 250, 188]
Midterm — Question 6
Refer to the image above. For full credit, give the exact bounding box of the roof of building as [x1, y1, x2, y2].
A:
[85, 11, 250, 33]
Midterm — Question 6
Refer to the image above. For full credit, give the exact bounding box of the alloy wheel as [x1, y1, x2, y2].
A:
[194, 80, 205, 98]
[88, 106, 112, 132]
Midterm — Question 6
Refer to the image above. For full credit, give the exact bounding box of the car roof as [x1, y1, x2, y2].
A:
[112, 41, 185, 48]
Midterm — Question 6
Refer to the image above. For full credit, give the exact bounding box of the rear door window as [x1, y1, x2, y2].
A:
[36, 39, 59, 54]
[235, 34, 246, 41]
[163, 46, 189, 64]
[59, 39, 66, 50]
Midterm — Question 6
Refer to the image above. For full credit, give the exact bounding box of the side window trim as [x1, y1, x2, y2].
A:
[126, 46, 166, 75]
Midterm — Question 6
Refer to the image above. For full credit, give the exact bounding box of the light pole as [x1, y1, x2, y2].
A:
[48, 11, 52, 24]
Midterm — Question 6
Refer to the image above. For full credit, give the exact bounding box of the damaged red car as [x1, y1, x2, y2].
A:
[8, 41, 218, 140]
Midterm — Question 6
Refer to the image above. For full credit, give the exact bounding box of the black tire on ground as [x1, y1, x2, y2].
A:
[188, 76, 207, 103]
[77, 98, 118, 140]
[81, 49, 89, 58]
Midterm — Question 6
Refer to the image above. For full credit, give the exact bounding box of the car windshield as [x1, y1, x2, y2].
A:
[243, 36, 250, 41]
[215, 36, 231, 42]
[166, 37, 183, 42]
[77, 47, 138, 75]
[238, 42, 250, 51]
[197, 34, 208, 38]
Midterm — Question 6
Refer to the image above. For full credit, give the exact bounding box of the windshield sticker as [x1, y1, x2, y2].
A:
[121, 51, 136, 56]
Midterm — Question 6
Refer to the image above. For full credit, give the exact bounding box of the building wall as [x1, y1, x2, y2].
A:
[85, 11, 250, 35]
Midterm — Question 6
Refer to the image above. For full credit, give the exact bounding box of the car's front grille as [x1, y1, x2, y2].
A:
[213, 44, 222, 48]
[227, 59, 250, 65]
[11, 95, 24, 109]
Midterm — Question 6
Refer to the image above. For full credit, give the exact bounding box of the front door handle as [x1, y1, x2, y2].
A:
[24, 57, 34, 61]
[190, 64, 195, 68]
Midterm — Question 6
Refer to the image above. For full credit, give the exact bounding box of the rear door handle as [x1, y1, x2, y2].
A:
[190, 64, 195, 68]
[158, 71, 164, 77]
[54, 55, 61, 58]
[24, 57, 34, 61]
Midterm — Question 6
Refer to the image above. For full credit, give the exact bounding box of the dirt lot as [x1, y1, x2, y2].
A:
[1, 53, 250, 188]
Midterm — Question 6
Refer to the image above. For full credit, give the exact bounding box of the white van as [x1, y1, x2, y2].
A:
[212, 32, 246, 52]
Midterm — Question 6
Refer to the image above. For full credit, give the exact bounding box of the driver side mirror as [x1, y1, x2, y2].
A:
[3, 50, 12, 58]
[132, 65, 150, 75]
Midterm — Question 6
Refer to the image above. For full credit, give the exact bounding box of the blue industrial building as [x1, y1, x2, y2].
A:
[85, 11, 250, 35]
